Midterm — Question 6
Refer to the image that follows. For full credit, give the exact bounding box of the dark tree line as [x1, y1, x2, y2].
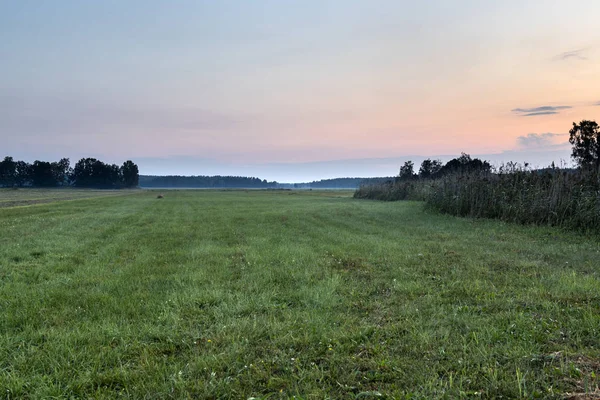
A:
[0, 157, 139, 188]
[140, 175, 394, 189]
[138, 175, 276, 188]
[394, 119, 600, 182]
[304, 177, 392, 189]
[397, 153, 492, 182]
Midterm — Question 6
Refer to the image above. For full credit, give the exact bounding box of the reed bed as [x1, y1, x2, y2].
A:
[355, 165, 600, 234]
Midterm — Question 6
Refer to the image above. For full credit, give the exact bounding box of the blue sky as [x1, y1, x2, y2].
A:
[1, 1, 599, 181]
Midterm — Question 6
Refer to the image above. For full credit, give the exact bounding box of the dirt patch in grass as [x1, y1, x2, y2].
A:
[563, 355, 600, 399]
[326, 252, 371, 275]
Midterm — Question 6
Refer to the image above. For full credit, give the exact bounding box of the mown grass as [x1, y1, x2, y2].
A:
[0, 188, 134, 208]
[1, 190, 599, 398]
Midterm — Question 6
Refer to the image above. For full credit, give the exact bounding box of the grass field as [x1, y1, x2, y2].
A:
[1, 190, 599, 399]
[0, 188, 135, 208]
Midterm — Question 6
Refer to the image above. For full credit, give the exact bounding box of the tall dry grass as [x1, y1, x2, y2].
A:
[354, 164, 600, 234]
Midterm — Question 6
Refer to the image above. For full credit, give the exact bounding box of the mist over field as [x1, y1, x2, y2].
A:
[134, 147, 573, 183]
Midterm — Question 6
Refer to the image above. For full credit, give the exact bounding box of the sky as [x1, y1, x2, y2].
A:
[1, 0, 599, 182]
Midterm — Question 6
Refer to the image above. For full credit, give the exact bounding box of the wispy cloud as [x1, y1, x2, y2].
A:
[554, 49, 588, 61]
[516, 133, 567, 149]
[521, 111, 559, 116]
[594, 101, 600, 106]
[512, 105, 571, 117]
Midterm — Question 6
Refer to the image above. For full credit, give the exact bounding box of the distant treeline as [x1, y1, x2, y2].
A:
[0, 157, 139, 188]
[355, 120, 600, 234]
[140, 175, 392, 189]
[284, 177, 393, 189]
[139, 175, 277, 188]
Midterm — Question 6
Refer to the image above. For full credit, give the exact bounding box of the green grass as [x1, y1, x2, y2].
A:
[0, 188, 135, 208]
[1, 190, 599, 399]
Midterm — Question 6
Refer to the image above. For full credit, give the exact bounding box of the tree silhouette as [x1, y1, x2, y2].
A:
[569, 120, 600, 171]
[72, 158, 136, 188]
[438, 153, 491, 176]
[72, 158, 115, 188]
[2, 156, 137, 188]
[15, 161, 31, 187]
[0, 156, 17, 187]
[121, 160, 139, 187]
[30, 161, 57, 187]
[398, 161, 416, 181]
[51, 158, 71, 186]
[419, 159, 442, 179]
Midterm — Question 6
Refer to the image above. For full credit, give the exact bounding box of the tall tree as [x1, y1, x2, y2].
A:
[0, 156, 17, 187]
[419, 159, 443, 179]
[106, 164, 121, 188]
[72, 158, 101, 187]
[398, 161, 416, 181]
[30, 161, 57, 187]
[51, 158, 71, 186]
[120, 160, 139, 187]
[14, 161, 31, 187]
[569, 120, 600, 171]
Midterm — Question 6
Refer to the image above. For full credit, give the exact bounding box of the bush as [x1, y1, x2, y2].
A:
[354, 180, 429, 201]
